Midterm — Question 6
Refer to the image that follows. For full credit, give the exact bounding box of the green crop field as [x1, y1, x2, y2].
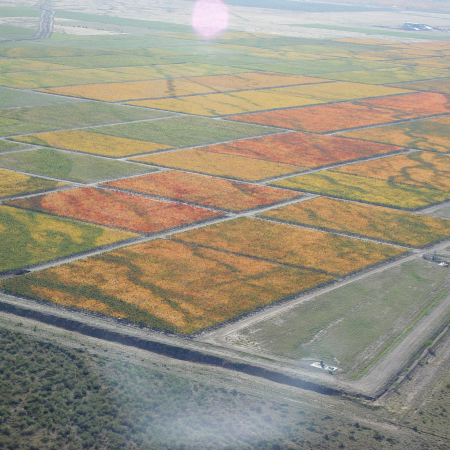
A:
[231, 259, 450, 378]
[90, 116, 276, 148]
[0, 86, 79, 109]
[0, 148, 157, 183]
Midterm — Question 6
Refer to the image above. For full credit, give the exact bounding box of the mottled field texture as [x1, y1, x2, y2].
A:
[0, 148, 156, 183]
[261, 197, 450, 247]
[103, 170, 300, 211]
[229, 92, 450, 133]
[198, 132, 402, 167]
[340, 116, 450, 153]
[0, 168, 64, 199]
[271, 171, 450, 209]
[0, 239, 332, 333]
[0, 205, 136, 273]
[172, 217, 406, 275]
[11, 130, 171, 157]
[6, 187, 222, 233]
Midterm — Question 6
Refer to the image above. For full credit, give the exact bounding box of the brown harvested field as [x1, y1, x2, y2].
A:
[199, 132, 403, 167]
[0, 239, 332, 334]
[172, 217, 407, 275]
[6, 187, 222, 233]
[102, 170, 301, 212]
[228, 92, 450, 133]
[131, 149, 304, 181]
[260, 196, 450, 247]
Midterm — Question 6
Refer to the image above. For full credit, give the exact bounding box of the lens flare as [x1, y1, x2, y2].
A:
[192, 0, 229, 40]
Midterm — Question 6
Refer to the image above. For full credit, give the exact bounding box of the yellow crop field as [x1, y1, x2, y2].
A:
[261, 196, 450, 247]
[336, 151, 450, 191]
[0, 239, 332, 333]
[39, 73, 327, 102]
[132, 149, 303, 181]
[12, 130, 170, 157]
[0, 168, 64, 198]
[173, 217, 406, 275]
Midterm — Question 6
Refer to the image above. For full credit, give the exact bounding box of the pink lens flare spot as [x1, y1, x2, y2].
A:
[192, 0, 229, 40]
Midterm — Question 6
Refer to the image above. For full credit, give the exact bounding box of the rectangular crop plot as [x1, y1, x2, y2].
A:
[261, 197, 450, 247]
[336, 151, 450, 192]
[230, 259, 450, 378]
[228, 92, 450, 133]
[132, 149, 302, 181]
[128, 81, 407, 116]
[0, 101, 173, 137]
[7, 187, 222, 233]
[0, 205, 136, 273]
[387, 78, 450, 95]
[103, 170, 301, 211]
[0, 86, 79, 109]
[90, 116, 276, 149]
[340, 117, 450, 153]
[199, 132, 403, 168]
[11, 130, 170, 158]
[39, 73, 328, 102]
[0, 168, 64, 199]
[0, 148, 157, 183]
[0, 58, 73, 73]
[0, 239, 332, 334]
[172, 217, 406, 275]
[271, 171, 450, 209]
[322, 66, 450, 84]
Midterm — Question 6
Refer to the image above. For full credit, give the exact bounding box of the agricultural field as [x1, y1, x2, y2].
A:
[0, 101, 172, 136]
[6, 187, 222, 233]
[0, 205, 136, 273]
[0, 86, 79, 109]
[0, 148, 156, 183]
[200, 132, 403, 168]
[133, 148, 302, 181]
[0, 239, 331, 333]
[229, 92, 450, 133]
[336, 151, 450, 192]
[89, 115, 275, 149]
[172, 217, 406, 275]
[0, 168, 64, 199]
[261, 196, 450, 247]
[103, 170, 300, 211]
[0, 140, 23, 152]
[227, 258, 450, 379]
[340, 116, 450, 153]
[11, 130, 171, 157]
[388, 77, 450, 95]
[271, 170, 450, 209]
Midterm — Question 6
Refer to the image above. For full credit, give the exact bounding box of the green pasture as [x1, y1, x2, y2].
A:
[0, 25, 35, 40]
[0, 148, 157, 183]
[235, 259, 450, 378]
[271, 171, 450, 209]
[0, 86, 79, 108]
[0, 101, 172, 136]
[0, 7, 41, 17]
[0, 205, 136, 273]
[90, 116, 276, 148]
[0, 140, 23, 152]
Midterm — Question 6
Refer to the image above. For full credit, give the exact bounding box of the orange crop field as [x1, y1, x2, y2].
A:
[0, 168, 65, 198]
[103, 170, 300, 211]
[12, 130, 171, 157]
[200, 132, 403, 167]
[261, 197, 450, 247]
[229, 92, 450, 133]
[336, 151, 450, 191]
[6, 187, 222, 233]
[38, 73, 327, 103]
[0, 239, 332, 333]
[132, 149, 303, 181]
[172, 217, 406, 275]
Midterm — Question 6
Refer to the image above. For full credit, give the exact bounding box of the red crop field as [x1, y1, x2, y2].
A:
[6, 187, 222, 233]
[200, 132, 403, 168]
[103, 170, 300, 211]
[228, 93, 450, 133]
